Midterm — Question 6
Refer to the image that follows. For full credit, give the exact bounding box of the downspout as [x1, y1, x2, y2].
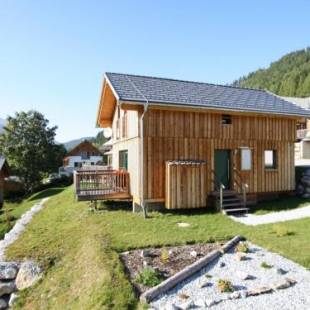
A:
[140, 100, 149, 218]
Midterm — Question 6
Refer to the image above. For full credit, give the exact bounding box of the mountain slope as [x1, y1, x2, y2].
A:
[0, 118, 6, 134]
[233, 48, 310, 97]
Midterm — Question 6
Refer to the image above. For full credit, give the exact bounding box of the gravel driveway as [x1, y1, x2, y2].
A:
[150, 243, 310, 310]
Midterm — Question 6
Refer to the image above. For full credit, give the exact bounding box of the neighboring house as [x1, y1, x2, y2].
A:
[0, 156, 10, 208]
[101, 139, 113, 167]
[280, 96, 310, 161]
[76, 73, 310, 213]
[60, 140, 103, 175]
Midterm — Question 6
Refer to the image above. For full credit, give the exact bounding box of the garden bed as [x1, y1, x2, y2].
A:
[120, 243, 221, 294]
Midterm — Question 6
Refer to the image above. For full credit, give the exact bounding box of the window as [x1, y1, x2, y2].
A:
[264, 150, 277, 169]
[222, 114, 231, 125]
[119, 150, 128, 170]
[241, 148, 251, 171]
[74, 162, 79, 168]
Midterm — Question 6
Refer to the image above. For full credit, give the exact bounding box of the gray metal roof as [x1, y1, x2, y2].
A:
[105, 72, 310, 117]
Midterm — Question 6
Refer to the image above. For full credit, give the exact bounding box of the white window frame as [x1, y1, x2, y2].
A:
[241, 148, 251, 171]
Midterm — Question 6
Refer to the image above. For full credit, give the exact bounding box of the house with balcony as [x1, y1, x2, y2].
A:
[60, 140, 103, 175]
[75, 73, 310, 213]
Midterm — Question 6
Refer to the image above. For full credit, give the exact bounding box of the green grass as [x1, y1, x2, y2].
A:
[251, 196, 309, 215]
[0, 188, 65, 239]
[4, 186, 310, 309]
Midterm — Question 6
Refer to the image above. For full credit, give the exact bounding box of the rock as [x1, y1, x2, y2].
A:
[0, 262, 19, 280]
[220, 262, 226, 268]
[198, 280, 211, 288]
[168, 304, 182, 310]
[276, 268, 288, 275]
[205, 299, 217, 307]
[190, 251, 197, 258]
[229, 291, 241, 299]
[0, 299, 7, 310]
[0, 281, 15, 296]
[178, 293, 189, 300]
[9, 293, 18, 307]
[237, 271, 252, 280]
[247, 286, 272, 296]
[168, 250, 173, 256]
[240, 290, 248, 299]
[16, 261, 43, 290]
[272, 278, 296, 290]
[177, 222, 190, 228]
[235, 252, 247, 261]
[140, 250, 151, 258]
[179, 300, 194, 310]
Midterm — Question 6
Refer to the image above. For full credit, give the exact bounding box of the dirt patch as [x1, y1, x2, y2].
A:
[120, 243, 221, 294]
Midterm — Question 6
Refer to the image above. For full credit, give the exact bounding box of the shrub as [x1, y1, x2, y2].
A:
[217, 279, 234, 293]
[272, 224, 293, 237]
[135, 268, 162, 287]
[235, 242, 249, 253]
[161, 248, 169, 263]
[261, 262, 273, 269]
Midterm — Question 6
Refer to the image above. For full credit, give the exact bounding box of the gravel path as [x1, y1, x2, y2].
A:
[150, 243, 310, 310]
[229, 205, 310, 226]
[0, 198, 49, 260]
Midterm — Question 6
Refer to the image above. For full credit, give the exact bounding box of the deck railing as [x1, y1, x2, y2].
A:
[74, 168, 130, 200]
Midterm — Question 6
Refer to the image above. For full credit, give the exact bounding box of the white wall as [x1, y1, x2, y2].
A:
[66, 156, 103, 167]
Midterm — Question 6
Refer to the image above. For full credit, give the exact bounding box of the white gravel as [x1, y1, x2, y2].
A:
[229, 205, 310, 226]
[150, 243, 310, 310]
[0, 198, 49, 260]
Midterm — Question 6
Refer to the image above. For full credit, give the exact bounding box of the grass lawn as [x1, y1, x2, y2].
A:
[0, 188, 65, 239]
[251, 195, 310, 215]
[4, 186, 310, 309]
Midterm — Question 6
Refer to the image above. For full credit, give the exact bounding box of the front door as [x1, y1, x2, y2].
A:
[214, 150, 231, 189]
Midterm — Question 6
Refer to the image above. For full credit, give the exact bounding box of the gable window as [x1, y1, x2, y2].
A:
[119, 150, 128, 170]
[264, 150, 277, 169]
[222, 114, 231, 125]
[241, 148, 251, 171]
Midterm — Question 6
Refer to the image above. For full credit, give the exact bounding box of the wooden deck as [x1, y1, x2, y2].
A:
[74, 167, 131, 201]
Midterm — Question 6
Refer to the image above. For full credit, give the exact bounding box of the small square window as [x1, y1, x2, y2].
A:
[264, 150, 277, 169]
[241, 148, 251, 171]
[222, 114, 231, 125]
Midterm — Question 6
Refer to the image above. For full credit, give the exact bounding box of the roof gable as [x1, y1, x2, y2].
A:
[105, 72, 310, 117]
[66, 140, 102, 157]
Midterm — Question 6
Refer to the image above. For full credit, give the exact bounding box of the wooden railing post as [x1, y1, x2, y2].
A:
[219, 183, 224, 211]
[242, 183, 248, 210]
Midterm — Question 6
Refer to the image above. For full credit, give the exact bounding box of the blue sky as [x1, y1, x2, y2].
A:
[0, 1, 309, 142]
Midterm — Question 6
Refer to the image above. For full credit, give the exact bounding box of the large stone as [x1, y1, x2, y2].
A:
[272, 278, 296, 290]
[0, 262, 19, 280]
[205, 299, 217, 307]
[247, 286, 272, 296]
[0, 299, 7, 310]
[198, 280, 211, 288]
[237, 271, 252, 280]
[235, 252, 247, 261]
[140, 250, 151, 258]
[15, 261, 43, 290]
[0, 281, 15, 296]
[179, 299, 194, 310]
[190, 251, 197, 258]
[9, 293, 18, 307]
[276, 268, 288, 275]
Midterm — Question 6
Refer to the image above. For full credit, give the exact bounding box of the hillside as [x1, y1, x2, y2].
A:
[0, 118, 5, 134]
[63, 131, 108, 151]
[233, 48, 310, 97]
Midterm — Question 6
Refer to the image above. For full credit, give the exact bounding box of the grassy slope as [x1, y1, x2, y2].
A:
[0, 188, 65, 239]
[4, 186, 310, 309]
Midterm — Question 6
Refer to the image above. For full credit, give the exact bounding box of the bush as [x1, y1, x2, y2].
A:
[272, 224, 293, 237]
[135, 268, 162, 287]
[235, 242, 249, 253]
[260, 262, 273, 269]
[217, 279, 234, 293]
[161, 248, 169, 263]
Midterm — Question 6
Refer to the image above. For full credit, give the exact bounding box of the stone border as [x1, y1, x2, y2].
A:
[140, 235, 244, 303]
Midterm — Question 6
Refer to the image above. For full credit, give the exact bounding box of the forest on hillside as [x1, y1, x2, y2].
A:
[233, 48, 310, 97]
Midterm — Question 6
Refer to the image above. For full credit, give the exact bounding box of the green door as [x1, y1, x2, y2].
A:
[119, 150, 128, 170]
[214, 150, 231, 189]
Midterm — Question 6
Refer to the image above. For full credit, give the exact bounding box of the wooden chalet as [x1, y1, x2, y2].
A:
[75, 73, 310, 214]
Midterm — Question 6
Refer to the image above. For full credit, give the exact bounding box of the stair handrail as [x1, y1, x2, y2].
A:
[211, 169, 225, 211]
[233, 167, 248, 208]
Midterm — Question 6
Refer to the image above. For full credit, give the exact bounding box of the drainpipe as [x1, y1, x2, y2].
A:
[140, 100, 149, 219]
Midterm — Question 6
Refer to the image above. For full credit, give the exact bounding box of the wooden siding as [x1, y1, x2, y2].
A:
[165, 161, 207, 209]
[143, 109, 296, 200]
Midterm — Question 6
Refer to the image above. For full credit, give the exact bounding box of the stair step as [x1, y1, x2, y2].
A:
[221, 197, 242, 203]
[222, 202, 244, 208]
[211, 190, 238, 197]
[222, 208, 249, 214]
